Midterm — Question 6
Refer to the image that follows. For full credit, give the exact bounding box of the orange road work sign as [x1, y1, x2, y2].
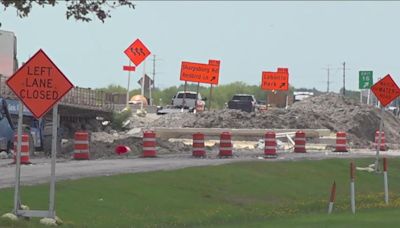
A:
[261, 68, 289, 91]
[124, 39, 151, 67]
[371, 74, 400, 107]
[180, 60, 220, 85]
[6, 49, 74, 119]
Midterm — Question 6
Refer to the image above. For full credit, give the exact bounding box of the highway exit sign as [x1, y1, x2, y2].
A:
[370, 74, 400, 107]
[359, 71, 373, 89]
[6, 49, 74, 119]
[124, 39, 151, 67]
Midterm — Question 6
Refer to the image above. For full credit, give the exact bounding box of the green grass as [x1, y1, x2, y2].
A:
[1, 158, 400, 227]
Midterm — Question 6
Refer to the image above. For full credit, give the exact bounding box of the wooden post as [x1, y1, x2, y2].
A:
[208, 84, 213, 111]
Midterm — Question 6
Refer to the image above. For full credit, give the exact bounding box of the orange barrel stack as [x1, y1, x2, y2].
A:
[219, 132, 233, 157]
[264, 131, 277, 157]
[334, 131, 348, 152]
[374, 130, 388, 151]
[13, 133, 31, 164]
[143, 130, 157, 157]
[73, 131, 90, 160]
[294, 131, 306, 153]
[192, 133, 206, 157]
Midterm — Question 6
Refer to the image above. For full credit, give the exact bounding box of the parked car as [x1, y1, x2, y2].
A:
[227, 94, 257, 112]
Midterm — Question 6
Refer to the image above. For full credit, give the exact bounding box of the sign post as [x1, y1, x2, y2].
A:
[123, 62, 136, 108]
[370, 74, 400, 172]
[6, 49, 73, 220]
[359, 71, 373, 104]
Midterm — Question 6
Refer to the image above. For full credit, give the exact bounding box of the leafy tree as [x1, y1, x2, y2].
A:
[0, 0, 135, 26]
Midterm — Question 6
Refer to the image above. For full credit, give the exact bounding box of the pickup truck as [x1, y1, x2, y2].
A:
[227, 94, 257, 112]
[157, 91, 206, 115]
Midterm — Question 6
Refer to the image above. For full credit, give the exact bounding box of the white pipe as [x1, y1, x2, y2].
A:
[328, 202, 334, 214]
[384, 171, 389, 204]
[350, 181, 356, 214]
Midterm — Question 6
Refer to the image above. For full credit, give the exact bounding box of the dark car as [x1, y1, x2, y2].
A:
[227, 94, 257, 112]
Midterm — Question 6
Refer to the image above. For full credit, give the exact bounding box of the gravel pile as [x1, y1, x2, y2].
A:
[155, 93, 400, 147]
[67, 93, 400, 158]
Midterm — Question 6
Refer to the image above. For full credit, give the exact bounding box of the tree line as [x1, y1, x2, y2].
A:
[97, 82, 295, 109]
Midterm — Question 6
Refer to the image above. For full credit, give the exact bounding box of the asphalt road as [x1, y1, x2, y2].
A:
[0, 149, 398, 189]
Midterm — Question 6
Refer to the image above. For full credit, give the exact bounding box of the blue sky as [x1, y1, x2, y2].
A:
[1, 1, 400, 92]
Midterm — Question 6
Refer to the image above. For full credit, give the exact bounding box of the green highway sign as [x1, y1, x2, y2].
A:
[359, 71, 373, 89]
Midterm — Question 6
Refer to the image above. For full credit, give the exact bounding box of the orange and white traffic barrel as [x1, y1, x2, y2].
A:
[143, 130, 157, 157]
[73, 131, 90, 160]
[13, 133, 31, 164]
[192, 133, 206, 157]
[374, 131, 388, 151]
[294, 131, 306, 153]
[264, 131, 277, 158]
[334, 132, 348, 152]
[219, 132, 232, 157]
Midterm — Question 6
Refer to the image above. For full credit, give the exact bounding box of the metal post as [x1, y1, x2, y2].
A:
[360, 90, 363, 104]
[328, 202, 334, 214]
[384, 171, 389, 204]
[181, 81, 188, 112]
[375, 106, 384, 172]
[149, 75, 152, 106]
[342, 62, 346, 96]
[195, 82, 200, 113]
[350, 181, 356, 214]
[140, 60, 146, 111]
[367, 89, 371, 105]
[126, 61, 132, 108]
[13, 100, 23, 214]
[209, 84, 213, 111]
[350, 162, 356, 214]
[48, 104, 58, 218]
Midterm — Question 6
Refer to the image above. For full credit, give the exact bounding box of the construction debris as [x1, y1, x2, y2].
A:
[59, 93, 400, 158]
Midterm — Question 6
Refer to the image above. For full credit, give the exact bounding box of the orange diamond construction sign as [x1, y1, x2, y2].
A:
[6, 49, 74, 119]
[370, 74, 400, 107]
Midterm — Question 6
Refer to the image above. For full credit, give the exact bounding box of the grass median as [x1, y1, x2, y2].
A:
[1, 157, 400, 227]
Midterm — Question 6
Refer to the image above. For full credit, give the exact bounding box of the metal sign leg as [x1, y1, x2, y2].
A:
[13, 100, 23, 214]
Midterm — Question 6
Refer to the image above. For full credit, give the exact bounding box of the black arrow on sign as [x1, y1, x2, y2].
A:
[279, 83, 286, 88]
[211, 76, 216, 81]
[139, 48, 145, 55]
[130, 47, 144, 56]
[130, 47, 137, 56]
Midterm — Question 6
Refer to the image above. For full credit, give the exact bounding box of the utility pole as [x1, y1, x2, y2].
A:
[322, 66, 333, 93]
[342, 62, 346, 96]
[152, 55, 156, 90]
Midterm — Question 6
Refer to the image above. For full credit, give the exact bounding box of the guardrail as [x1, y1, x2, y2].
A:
[0, 75, 119, 112]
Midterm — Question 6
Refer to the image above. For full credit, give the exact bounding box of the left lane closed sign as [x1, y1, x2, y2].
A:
[6, 49, 74, 119]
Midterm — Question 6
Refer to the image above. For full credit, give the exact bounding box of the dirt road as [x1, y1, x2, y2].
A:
[0, 149, 398, 189]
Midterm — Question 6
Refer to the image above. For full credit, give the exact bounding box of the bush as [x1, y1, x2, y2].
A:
[111, 108, 132, 130]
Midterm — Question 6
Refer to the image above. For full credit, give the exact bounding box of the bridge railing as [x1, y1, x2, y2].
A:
[0, 75, 116, 112]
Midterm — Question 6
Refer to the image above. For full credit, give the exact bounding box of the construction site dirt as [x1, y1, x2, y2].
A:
[1, 93, 400, 187]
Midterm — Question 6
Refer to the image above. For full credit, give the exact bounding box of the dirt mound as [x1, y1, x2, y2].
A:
[179, 93, 400, 147]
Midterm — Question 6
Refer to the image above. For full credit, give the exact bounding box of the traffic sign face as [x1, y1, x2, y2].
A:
[137, 74, 154, 88]
[123, 66, 136, 71]
[261, 68, 289, 91]
[180, 60, 220, 85]
[6, 49, 74, 119]
[124, 39, 151, 67]
[359, 71, 373, 89]
[370, 74, 400, 107]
